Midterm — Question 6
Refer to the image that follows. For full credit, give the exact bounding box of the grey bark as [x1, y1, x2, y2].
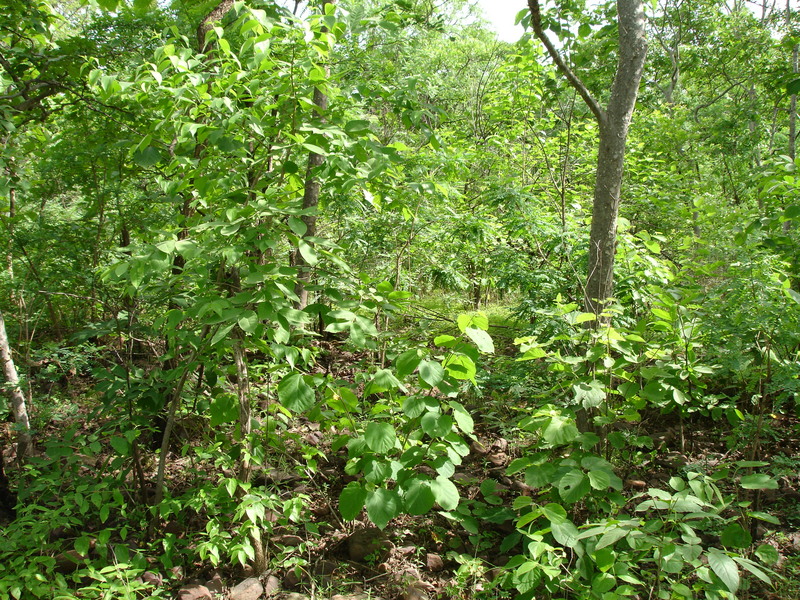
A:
[294, 0, 333, 309]
[528, 0, 647, 316]
[0, 310, 31, 461]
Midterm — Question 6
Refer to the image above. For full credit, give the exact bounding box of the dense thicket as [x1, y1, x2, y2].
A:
[0, 0, 798, 599]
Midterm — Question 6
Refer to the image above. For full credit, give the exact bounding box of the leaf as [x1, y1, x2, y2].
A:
[787, 77, 800, 96]
[403, 478, 435, 515]
[345, 119, 371, 135]
[551, 520, 580, 548]
[542, 414, 579, 445]
[210, 394, 238, 426]
[418, 360, 444, 387]
[210, 323, 235, 346]
[457, 312, 489, 332]
[707, 548, 739, 593]
[277, 372, 315, 412]
[558, 469, 590, 504]
[133, 146, 161, 167]
[755, 543, 780, 565]
[298, 239, 318, 266]
[442, 354, 476, 381]
[421, 412, 453, 438]
[288, 216, 307, 236]
[109, 436, 130, 455]
[237, 310, 259, 334]
[449, 401, 474, 434]
[740, 474, 778, 489]
[431, 476, 459, 510]
[365, 488, 401, 529]
[365, 422, 396, 453]
[720, 523, 752, 549]
[339, 483, 367, 521]
[541, 503, 567, 524]
[465, 327, 494, 353]
[588, 469, 611, 490]
[395, 349, 421, 378]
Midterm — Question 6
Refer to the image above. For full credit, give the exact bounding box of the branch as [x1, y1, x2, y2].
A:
[197, 0, 236, 54]
[527, 0, 605, 124]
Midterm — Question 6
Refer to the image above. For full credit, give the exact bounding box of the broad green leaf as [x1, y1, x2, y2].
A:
[707, 549, 739, 593]
[542, 414, 580, 445]
[443, 354, 476, 381]
[288, 216, 307, 236]
[720, 523, 752, 548]
[277, 372, 315, 412]
[740, 474, 778, 489]
[365, 488, 401, 529]
[431, 476, 459, 510]
[591, 573, 616, 594]
[339, 483, 367, 521]
[525, 463, 557, 488]
[298, 239, 318, 266]
[403, 479, 435, 515]
[457, 312, 489, 332]
[365, 422, 396, 453]
[109, 436, 130, 455]
[755, 543, 780, 565]
[421, 412, 453, 438]
[748, 511, 780, 525]
[402, 395, 426, 418]
[551, 520, 580, 548]
[465, 327, 494, 353]
[449, 401, 474, 434]
[558, 469, 590, 504]
[588, 469, 611, 490]
[418, 360, 444, 387]
[210, 394, 238, 426]
[210, 323, 235, 346]
[345, 119, 371, 135]
[395, 349, 422, 378]
[541, 503, 567, 524]
[238, 310, 259, 334]
[133, 146, 161, 167]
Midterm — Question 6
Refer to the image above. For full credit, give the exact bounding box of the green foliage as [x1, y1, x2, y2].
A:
[337, 313, 491, 529]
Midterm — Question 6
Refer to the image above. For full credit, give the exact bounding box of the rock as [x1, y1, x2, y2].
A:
[487, 452, 508, 467]
[281, 594, 311, 600]
[402, 582, 430, 600]
[273, 534, 304, 547]
[312, 559, 338, 575]
[229, 577, 263, 600]
[142, 571, 163, 586]
[425, 553, 444, 572]
[470, 440, 489, 454]
[397, 545, 416, 556]
[204, 572, 223, 594]
[347, 527, 392, 563]
[54, 550, 86, 574]
[263, 575, 281, 596]
[177, 584, 213, 600]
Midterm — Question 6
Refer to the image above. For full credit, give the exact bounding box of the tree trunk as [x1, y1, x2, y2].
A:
[294, 0, 333, 309]
[0, 310, 31, 461]
[528, 0, 647, 317]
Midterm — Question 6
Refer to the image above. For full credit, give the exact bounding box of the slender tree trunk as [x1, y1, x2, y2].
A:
[294, 0, 333, 309]
[0, 310, 31, 461]
[528, 0, 647, 317]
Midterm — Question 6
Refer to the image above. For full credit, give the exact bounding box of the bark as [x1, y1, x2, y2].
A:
[528, 0, 647, 317]
[0, 310, 31, 461]
[294, 0, 333, 309]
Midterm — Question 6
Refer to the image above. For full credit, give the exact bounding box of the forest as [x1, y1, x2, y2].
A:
[0, 0, 799, 599]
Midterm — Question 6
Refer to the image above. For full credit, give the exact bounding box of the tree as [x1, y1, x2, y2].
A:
[527, 0, 647, 317]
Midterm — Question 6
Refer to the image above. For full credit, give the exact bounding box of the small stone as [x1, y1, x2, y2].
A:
[402, 583, 429, 600]
[229, 577, 263, 600]
[425, 553, 444, 572]
[273, 534, 304, 547]
[282, 594, 311, 600]
[347, 527, 392, 562]
[177, 584, 213, 600]
[397, 545, 416, 556]
[141, 571, 163, 586]
[312, 559, 337, 575]
[264, 575, 281, 596]
[204, 573, 224, 594]
[470, 440, 489, 454]
[487, 452, 508, 467]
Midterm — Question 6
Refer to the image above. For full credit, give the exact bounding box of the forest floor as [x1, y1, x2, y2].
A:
[3, 320, 800, 600]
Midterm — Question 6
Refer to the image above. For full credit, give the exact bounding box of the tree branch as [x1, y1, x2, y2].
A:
[527, 0, 605, 124]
